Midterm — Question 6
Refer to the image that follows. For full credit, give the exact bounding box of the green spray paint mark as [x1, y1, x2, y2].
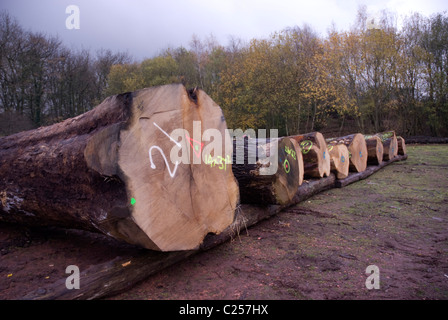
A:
[131, 198, 136, 206]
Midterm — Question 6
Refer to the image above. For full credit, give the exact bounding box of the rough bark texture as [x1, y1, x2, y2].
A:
[289, 132, 331, 178]
[0, 84, 239, 252]
[364, 135, 384, 165]
[232, 137, 304, 205]
[326, 133, 368, 173]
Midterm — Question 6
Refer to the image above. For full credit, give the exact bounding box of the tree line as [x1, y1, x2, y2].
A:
[1, 8, 447, 137]
[0, 11, 130, 135]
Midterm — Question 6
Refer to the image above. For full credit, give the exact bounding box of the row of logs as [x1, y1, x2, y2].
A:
[232, 130, 406, 206]
[0, 84, 408, 252]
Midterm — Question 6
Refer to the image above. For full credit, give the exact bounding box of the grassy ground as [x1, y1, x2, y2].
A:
[110, 145, 448, 300]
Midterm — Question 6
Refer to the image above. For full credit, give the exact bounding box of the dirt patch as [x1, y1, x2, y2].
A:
[1, 145, 448, 299]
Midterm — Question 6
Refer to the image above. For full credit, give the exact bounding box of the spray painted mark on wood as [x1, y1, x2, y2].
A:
[148, 122, 180, 178]
[300, 140, 313, 154]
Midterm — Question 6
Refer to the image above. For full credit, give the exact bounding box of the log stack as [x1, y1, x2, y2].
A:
[0, 84, 408, 258]
[0, 84, 239, 251]
[326, 133, 368, 173]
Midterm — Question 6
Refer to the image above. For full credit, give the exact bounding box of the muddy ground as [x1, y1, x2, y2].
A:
[1, 145, 447, 300]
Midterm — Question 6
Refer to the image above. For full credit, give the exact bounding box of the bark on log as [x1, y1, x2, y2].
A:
[289, 132, 331, 178]
[364, 135, 383, 165]
[0, 84, 239, 252]
[231, 137, 304, 205]
[327, 143, 349, 179]
[375, 131, 398, 161]
[326, 133, 368, 172]
[397, 136, 407, 155]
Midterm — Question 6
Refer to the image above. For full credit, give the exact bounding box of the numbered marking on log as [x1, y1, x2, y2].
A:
[130, 198, 136, 206]
[285, 145, 297, 160]
[327, 144, 334, 152]
[300, 140, 313, 154]
[359, 151, 362, 158]
[323, 151, 326, 159]
[283, 159, 290, 173]
[341, 155, 345, 163]
[149, 146, 179, 178]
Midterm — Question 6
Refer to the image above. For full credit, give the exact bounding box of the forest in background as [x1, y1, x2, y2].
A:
[1, 7, 447, 137]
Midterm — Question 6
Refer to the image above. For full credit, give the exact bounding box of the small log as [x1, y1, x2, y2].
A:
[326, 133, 368, 172]
[0, 84, 239, 252]
[232, 137, 304, 205]
[364, 135, 384, 165]
[375, 131, 398, 160]
[327, 143, 349, 179]
[397, 136, 407, 155]
[289, 132, 331, 178]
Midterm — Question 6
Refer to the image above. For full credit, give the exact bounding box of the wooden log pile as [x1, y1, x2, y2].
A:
[0, 84, 408, 299]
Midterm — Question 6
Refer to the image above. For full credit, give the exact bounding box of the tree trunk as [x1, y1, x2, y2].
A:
[326, 133, 368, 173]
[397, 136, 406, 155]
[0, 84, 239, 252]
[364, 135, 383, 165]
[289, 132, 331, 178]
[375, 131, 398, 161]
[327, 143, 349, 179]
[231, 137, 304, 205]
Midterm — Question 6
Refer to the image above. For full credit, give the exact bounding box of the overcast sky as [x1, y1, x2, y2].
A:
[1, 0, 447, 61]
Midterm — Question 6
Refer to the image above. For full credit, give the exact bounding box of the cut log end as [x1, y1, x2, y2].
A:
[327, 143, 350, 179]
[327, 133, 367, 173]
[376, 131, 398, 161]
[290, 132, 330, 178]
[115, 85, 239, 251]
[365, 136, 384, 165]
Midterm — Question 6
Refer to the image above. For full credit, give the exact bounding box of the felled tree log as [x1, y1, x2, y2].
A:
[327, 143, 349, 179]
[375, 131, 398, 161]
[0, 84, 239, 252]
[232, 137, 304, 205]
[326, 133, 368, 173]
[397, 136, 407, 155]
[289, 132, 331, 178]
[364, 135, 384, 165]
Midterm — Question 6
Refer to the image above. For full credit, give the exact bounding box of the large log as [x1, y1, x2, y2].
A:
[326, 133, 368, 172]
[0, 84, 239, 252]
[327, 143, 349, 179]
[289, 132, 331, 178]
[232, 137, 304, 205]
[364, 135, 384, 165]
[23, 175, 337, 300]
[375, 131, 398, 160]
